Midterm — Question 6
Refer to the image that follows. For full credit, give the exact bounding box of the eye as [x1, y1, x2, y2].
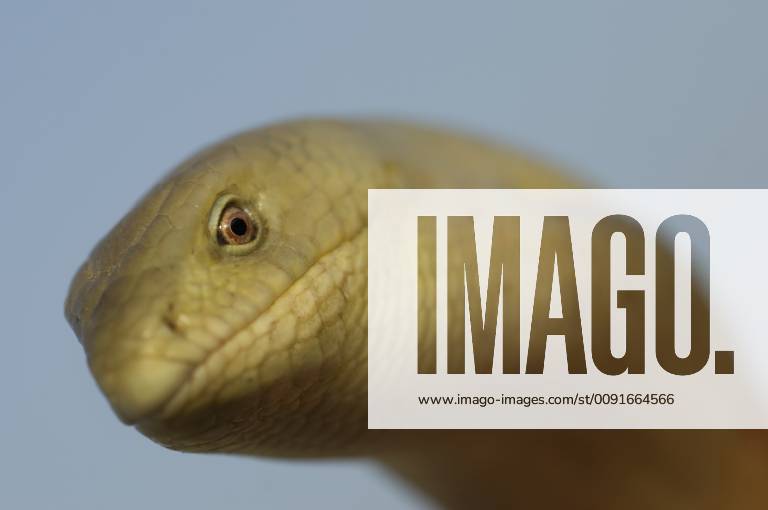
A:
[217, 205, 258, 245]
[208, 194, 265, 253]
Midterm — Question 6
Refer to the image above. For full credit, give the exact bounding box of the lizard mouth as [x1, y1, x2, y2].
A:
[86, 227, 367, 430]
[138, 228, 369, 425]
[89, 354, 195, 425]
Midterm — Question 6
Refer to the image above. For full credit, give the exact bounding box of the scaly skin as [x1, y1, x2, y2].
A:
[66, 119, 768, 509]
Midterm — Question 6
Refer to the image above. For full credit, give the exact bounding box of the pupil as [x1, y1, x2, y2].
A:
[230, 217, 249, 237]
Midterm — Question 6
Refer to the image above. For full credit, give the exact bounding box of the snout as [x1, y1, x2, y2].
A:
[65, 260, 200, 424]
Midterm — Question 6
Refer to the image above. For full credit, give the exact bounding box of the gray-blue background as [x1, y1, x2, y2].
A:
[2, 1, 766, 509]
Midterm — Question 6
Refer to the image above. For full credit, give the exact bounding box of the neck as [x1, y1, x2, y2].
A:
[373, 430, 768, 509]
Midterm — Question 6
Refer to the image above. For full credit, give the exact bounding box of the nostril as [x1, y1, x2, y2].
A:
[162, 313, 180, 333]
[161, 302, 187, 335]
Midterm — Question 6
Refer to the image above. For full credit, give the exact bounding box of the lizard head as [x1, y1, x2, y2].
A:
[65, 122, 390, 455]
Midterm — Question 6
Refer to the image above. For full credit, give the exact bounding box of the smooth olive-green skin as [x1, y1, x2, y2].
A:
[66, 119, 768, 509]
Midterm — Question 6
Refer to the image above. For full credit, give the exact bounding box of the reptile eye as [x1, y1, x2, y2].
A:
[208, 194, 264, 253]
[218, 206, 257, 245]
